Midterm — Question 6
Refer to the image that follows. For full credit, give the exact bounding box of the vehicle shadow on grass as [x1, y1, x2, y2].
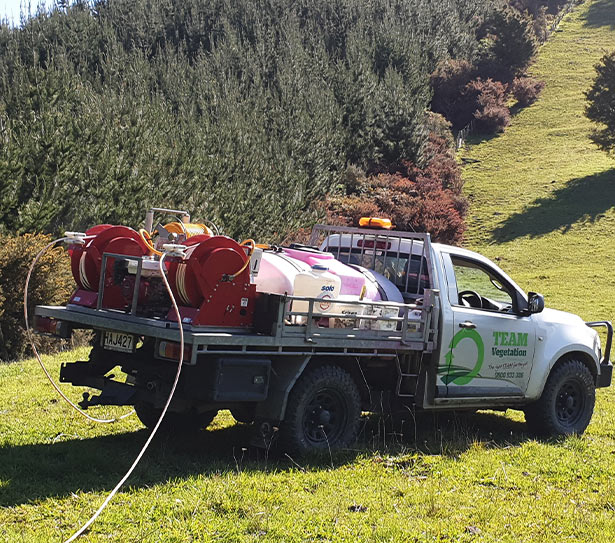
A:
[491, 168, 615, 242]
[357, 409, 532, 456]
[0, 410, 538, 507]
[0, 423, 258, 508]
[582, 0, 615, 30]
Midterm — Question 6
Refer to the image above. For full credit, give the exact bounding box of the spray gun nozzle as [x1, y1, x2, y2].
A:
[162, 243, 188, 258]
[63, 232, 87, 246]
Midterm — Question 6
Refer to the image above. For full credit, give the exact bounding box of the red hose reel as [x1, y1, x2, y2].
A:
[69, 225, 150, 309]
[68, 225, 255, 327]
[166, 236, 255, 327]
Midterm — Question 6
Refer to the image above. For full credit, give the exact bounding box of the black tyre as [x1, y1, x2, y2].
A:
[524, 359, 595, 436]
[281, 365, 362, 455]
[134, 403, 217, 433]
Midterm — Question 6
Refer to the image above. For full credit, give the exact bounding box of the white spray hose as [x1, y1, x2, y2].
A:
[24, 236, 133, 424]
[64, 249, 187, 542]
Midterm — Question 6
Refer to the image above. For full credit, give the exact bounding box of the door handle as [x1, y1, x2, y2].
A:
[459, 321, 476, 329]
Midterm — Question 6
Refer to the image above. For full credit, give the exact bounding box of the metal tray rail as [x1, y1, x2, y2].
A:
[36, 290, 439, 365]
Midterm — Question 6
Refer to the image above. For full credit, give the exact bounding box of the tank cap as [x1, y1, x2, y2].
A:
[312, 264, 329, 271]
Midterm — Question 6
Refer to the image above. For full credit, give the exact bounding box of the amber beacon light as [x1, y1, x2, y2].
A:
[358, 217, 394, 230]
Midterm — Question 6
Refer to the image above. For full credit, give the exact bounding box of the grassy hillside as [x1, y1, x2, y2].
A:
[2, 1, 615, 542]
[462, 0, 615, 324]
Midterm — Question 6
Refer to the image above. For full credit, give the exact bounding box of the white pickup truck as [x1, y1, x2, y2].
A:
[35, 222, 612, 454]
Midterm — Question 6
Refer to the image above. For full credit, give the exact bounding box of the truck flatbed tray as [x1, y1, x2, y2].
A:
[36, 292, 438, 364]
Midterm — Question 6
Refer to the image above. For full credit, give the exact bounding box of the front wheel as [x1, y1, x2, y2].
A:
[280, 365, 362, 455]
[524, 359, 595, 436]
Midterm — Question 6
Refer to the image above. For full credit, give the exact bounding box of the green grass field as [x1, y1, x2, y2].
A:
[2, 1, 615, 541]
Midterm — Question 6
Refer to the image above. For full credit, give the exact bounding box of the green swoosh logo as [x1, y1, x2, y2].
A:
[441, 328, 484, 385]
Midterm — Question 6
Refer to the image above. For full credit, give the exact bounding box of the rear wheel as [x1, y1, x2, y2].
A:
[524, 359, 595, 436]
[281, 365, 361, 455]
[134, 402, 217, 433]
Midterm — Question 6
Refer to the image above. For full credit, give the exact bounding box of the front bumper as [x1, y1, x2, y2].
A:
[597, 362, 613, 388]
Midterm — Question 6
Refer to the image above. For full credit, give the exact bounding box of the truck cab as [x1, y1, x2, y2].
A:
[314, 224, 612, 437]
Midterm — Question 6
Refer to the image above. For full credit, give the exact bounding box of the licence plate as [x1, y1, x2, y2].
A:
[102, 331, 135, 353]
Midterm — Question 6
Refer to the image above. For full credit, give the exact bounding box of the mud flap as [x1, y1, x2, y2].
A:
[250, 355, 311, 448]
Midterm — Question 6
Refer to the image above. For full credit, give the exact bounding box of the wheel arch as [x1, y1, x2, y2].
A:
[302, 356, 371, 406]
[528, 345, 599, 401]
[550, 351, 598, 384]
[254, 355, 370, 423]
[524, 355, 596, 436]
[279, 360, 364, 454]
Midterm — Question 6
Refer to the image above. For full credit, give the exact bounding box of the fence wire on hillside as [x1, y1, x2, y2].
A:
[544, 0, 579, 40]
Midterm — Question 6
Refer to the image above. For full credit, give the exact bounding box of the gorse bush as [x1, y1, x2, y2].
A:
[474, 102, 512, 133]
[511, 76, 546, 106]
[0, 234, 74, 362]
[430, 59, 476, 130]
[510, 0, 573, 42]
[467, 78, 511, 133]
[326, 135, 467, 244]
[429, 1, 567, 135]
[478, 6, 538, 80]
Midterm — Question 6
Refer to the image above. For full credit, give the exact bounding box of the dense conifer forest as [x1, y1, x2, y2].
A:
[0, 0, 486, 240]
[0, 0, 577, 358]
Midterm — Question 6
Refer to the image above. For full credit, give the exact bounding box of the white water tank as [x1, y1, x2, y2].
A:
[292, 264, 341, 323]
[254, 251, 311, 295]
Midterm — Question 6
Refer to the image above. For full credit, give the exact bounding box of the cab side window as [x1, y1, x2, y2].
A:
[451, 257, 514, 312]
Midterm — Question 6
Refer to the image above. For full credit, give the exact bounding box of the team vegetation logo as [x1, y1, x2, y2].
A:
[492, 331, 528, 358]
[440, 330, 529, 385]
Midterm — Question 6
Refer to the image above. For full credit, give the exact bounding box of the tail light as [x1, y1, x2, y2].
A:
[33, 316, 71, 338]
[158, 340, 192, 362]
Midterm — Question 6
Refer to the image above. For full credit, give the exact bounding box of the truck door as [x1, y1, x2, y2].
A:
[440, 253, 536, 398]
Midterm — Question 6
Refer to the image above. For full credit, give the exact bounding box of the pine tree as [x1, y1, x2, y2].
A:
[586, 51, 615, 156]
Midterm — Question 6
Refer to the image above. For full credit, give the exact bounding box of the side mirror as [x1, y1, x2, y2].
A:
[527, 292, 545, 314]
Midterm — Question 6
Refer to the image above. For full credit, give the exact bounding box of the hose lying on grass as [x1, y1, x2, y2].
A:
[24, 237, 187, 542]
[24, 236, 134, 424]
